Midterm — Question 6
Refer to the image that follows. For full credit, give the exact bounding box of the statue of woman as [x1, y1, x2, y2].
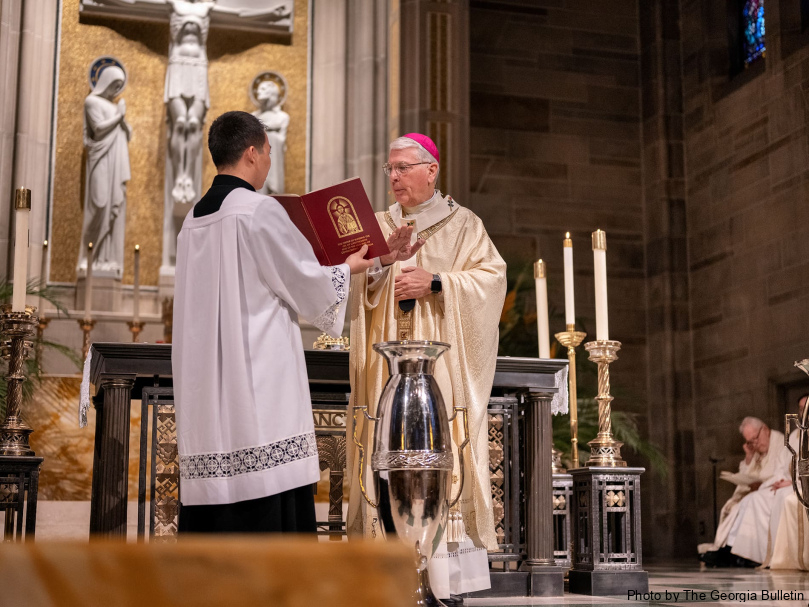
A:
[78, 65, 131, 277]
[252, 79, 289, 194]
[165, 0, 214, 205]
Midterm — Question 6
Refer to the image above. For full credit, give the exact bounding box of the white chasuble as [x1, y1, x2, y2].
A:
[173, 188, 348, 506]
[347, 192, 506, 595]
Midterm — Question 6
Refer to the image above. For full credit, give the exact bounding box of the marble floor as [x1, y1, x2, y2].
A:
[467, 564, 809, 606]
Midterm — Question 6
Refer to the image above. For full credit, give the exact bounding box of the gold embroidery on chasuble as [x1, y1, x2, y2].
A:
[386, 209, 459, 340]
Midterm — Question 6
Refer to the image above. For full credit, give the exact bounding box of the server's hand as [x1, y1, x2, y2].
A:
[346, 245, 374, 275]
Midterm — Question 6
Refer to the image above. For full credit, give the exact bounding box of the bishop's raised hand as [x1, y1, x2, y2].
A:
[380, 225, 425, 266]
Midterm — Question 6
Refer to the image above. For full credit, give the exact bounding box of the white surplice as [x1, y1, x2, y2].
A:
[173, 187, 349, 506]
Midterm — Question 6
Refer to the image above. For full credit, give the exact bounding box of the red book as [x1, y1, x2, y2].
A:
[275, 177, 390, 265]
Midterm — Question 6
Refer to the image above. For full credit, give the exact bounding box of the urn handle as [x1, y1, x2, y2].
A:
[785, 413, 809, 510]
[448, 406, 470, 509]
[352, 406, 380, 508]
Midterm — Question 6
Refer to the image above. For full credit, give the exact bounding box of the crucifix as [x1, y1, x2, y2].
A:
[79, 0, 294, 277]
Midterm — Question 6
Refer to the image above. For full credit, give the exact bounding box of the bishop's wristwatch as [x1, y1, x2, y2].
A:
[430, 273, 442, 294]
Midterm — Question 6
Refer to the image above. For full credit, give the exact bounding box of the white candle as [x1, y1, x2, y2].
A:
[563, 232, 575, 328]
[592, 229, 609, 341]
[84, 242, 94, 321]
[133, 244, 140, 323]
[11, 188, 31, 312]
[534, 259, 550, 358]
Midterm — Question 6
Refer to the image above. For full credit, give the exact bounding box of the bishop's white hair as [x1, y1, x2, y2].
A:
[739, 416, 764, 434]
[389, 136, 438, 165]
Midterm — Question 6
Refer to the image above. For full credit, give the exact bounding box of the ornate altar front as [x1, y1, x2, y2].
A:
[87, 343, 566, 597]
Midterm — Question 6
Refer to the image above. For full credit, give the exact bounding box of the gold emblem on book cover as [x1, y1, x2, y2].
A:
[328, 196, 363, 237]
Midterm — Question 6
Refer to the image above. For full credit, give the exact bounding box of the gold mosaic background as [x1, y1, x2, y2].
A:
[51, 0, 310, 285]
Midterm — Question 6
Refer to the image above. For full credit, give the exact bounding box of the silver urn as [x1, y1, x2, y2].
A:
[787, 359, 809, 513]
[354, 340, 468, 607]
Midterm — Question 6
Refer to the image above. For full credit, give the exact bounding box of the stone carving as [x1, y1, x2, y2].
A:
[250, 71, 289, 195]
[79, 0, 294, 35]
[166, 0, 213, 207]
[78, 57, 131, 278]
[76, 0, 295, 277]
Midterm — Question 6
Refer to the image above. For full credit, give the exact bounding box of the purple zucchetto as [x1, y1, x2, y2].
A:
[403, 133, 439, 164]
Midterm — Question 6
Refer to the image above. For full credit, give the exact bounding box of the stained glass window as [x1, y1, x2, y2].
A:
[742, 0, 766, 67]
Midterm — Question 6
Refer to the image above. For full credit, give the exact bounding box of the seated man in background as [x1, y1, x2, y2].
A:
[699, 417, 788, 566]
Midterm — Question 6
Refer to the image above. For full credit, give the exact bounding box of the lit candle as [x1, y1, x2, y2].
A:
[133, 244, 140, 323]
[592, 229, 609, 341]
[563, 232, 575, 328]
[84, 242, 94, 321]
[11, 188, 31, 312]
[534, 259, 550, 358]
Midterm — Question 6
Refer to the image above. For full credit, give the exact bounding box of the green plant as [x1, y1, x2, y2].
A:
[0, 279, 81, 418]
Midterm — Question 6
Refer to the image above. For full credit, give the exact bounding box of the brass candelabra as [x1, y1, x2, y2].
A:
[127, 320, 145, 343]
[584, 339, 625, 467]
[555, 324, 587, 469]
[0, 305, 38, 456]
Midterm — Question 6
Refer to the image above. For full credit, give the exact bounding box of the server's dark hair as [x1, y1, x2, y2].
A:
[208, 111, 266, 169]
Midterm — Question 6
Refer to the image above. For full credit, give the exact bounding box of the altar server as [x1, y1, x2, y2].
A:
[173, 111, 372, 533]
[347, 133, 506, 598]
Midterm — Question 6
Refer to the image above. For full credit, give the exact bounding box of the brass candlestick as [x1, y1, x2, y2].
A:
[127, 321, 145, 343]
[35, 316, 50, 372]
[78, 318, 96, 360]
[555, 324, 587, 469]
[584, 339, 626, 467]
[0, 305, 38, 456]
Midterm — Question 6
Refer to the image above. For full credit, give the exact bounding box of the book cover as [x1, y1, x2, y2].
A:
[275, 177, 390, 266]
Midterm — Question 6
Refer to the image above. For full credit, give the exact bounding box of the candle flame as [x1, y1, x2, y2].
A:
[565, 232, 570, 238]
[43, 240, 48, 247]
[135, 244, 140, 252]
[88, 242, 93, 250]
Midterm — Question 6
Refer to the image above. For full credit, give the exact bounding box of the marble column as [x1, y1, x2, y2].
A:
[310, 0, 391, 211]
[0, 0, 24, 277]
[90, 374, 135, 537]
[6, 0, 58, 292]
[520, 390, 565, 597]
[398, 0, 469, 199]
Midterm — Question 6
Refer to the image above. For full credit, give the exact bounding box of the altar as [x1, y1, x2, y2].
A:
[86, 342, 568, 598]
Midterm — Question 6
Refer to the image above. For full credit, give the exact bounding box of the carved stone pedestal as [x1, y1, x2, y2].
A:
[569, 466, 648, 596]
